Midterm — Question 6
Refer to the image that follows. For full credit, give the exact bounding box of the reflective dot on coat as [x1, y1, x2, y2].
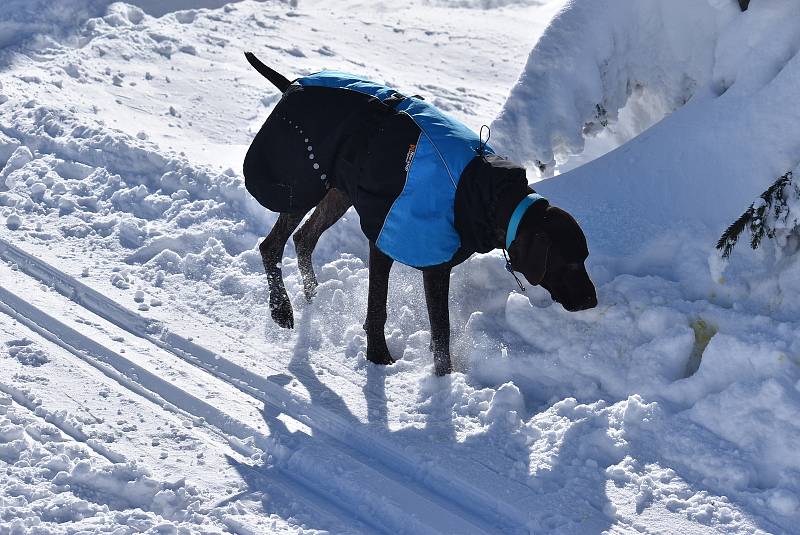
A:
[307, 146, 312, 151]
[309, 154, 314, 159]
[320, 174, 327, 180]
[313, 163, 319, 170]
[304, 138, 309, 142]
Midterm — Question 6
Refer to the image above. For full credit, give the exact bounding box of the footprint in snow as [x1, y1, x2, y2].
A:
[5, 339, 49, 367]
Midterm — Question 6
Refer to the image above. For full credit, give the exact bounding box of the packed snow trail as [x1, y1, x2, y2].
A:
[0, 237, 527, 533]
[0, 277, 481, 535]
[0, 301, 377, 533]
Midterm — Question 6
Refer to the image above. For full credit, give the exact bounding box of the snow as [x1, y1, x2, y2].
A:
[492, 0, 738, 174]
[496, 0, 800, 259]
[1, 0, 799, 533]
[0, 0, 263, 48]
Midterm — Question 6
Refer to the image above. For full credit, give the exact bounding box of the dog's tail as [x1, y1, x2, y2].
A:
[244, 51, 291, 92]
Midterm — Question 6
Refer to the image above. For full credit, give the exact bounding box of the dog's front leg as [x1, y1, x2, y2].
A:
[364, 242, 395, 365]
[423, 266, 452, 376]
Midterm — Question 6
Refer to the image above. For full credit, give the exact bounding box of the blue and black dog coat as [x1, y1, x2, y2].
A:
[244, 71, 531, 268]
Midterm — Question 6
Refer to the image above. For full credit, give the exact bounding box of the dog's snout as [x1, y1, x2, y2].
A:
[564, 296, 596, 312]
[571, 284, 598, 311]
[552, 264, 597, 312]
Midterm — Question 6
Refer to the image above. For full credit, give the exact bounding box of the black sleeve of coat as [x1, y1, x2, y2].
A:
[453, 154, 530, 256]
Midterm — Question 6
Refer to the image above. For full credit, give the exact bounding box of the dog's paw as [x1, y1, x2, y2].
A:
[269, 292, 294, 329]
[366, 351, 396, 366]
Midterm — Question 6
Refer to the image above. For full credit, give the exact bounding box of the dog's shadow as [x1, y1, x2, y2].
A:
[286, 306, 362, 425]
[227, 307, 618, 534]
[227, 300, 787, 535]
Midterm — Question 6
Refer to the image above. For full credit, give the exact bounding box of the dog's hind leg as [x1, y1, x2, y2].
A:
[364, 242, 395, 365]
[260, 211, 306, 329]
[423, 266, 453, 376]
[293, 188, 351, 302]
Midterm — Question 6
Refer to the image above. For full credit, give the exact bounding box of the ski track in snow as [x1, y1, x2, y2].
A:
[0, 237, 522, 533]
[1, 0, 799, 533]
[0, 305, 373, 534]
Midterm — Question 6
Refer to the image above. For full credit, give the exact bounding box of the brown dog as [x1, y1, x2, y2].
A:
[243, 53, 597, 375]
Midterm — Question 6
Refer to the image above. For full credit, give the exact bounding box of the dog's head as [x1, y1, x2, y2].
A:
[508, 205, 597, 312]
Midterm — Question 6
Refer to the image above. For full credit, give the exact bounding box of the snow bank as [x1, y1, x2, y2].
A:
[0, 0, 278, 48]
[0, 98, 292, 289]
[495, 1, 800, 268]
[0, 0, 109, 48]
[492, 0, 738, 173]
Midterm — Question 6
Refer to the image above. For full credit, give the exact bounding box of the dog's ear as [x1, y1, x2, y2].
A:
[511, 231, 551, 285]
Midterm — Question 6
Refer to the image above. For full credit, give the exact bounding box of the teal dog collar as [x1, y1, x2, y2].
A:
[506, 193, 547, 250]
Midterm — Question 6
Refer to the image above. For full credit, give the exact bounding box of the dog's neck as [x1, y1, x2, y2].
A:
[494, 187, 534, 249]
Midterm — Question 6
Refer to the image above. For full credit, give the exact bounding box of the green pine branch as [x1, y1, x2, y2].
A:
[716, 171, 794, 258]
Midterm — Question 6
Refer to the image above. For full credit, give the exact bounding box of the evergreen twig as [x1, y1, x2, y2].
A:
[716, 171, 794, 258]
